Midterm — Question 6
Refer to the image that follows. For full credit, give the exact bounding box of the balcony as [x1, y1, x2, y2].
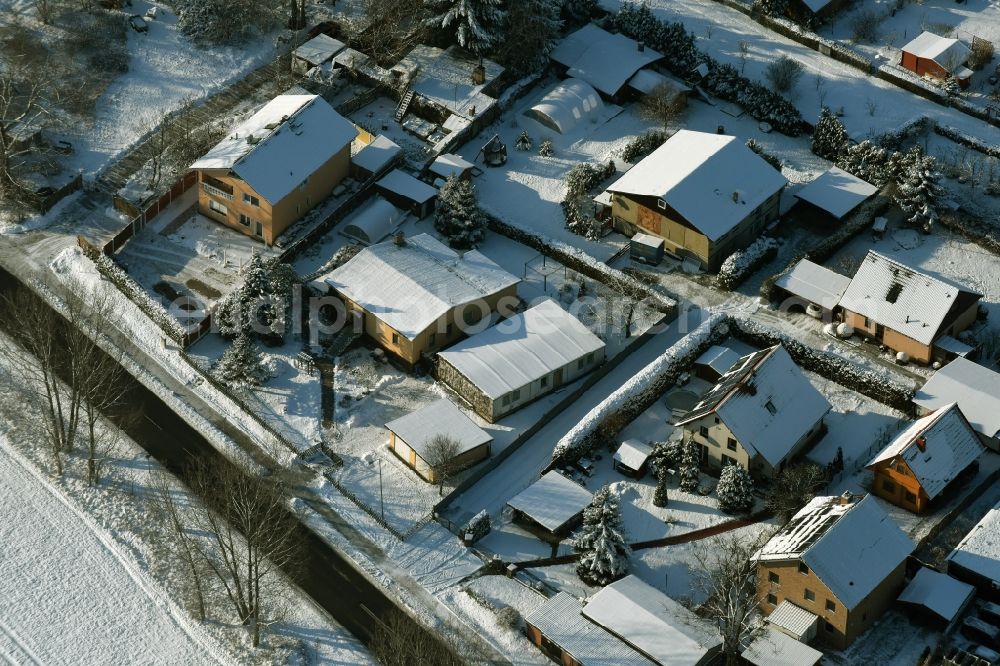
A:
[202, 182, 234, 201]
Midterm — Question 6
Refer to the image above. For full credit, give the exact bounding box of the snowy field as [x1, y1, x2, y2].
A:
[0, 432, 223, 666]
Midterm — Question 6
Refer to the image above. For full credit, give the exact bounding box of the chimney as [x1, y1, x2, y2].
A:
[839, 491, 853, 506]
[732, 191, 739, 204]
[915, 436, 926, 452]
[638, 41, 645, 52]
[394, 231, 406, 247]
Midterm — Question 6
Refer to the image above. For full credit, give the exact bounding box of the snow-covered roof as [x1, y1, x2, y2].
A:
[677, 346, 831, 468]
[524, 592, 657, 666]
[325, 233, 520, 340]
[793, 167, 878, 219]
[384, 398, 492, 461]
[613, 439, 653, 472]
[694, 345, 741, 377]
[551, 24, 664, 96]
[397, 45, 503, 119]
[757, 494, 916, 610]
[766, 600, 818, 640]
[631, 233, 664, 250]
[898, 567, 975, 622]
[775, 259, 851, 310]
[742, 628, 823, 666]
[915, 357, 1000, 440]
[582, 575, 722, 665]
[800, 0, 835, 13]
[429, 153, 476, 180]
[867, 403, 983, 500]
[935, 335, 974, 357]
[352, 135, 402, 176]
[507, 471, 593, 533]
[340, 198, 403, 246]
[947, 500, 1000, 585]
[838, 251, 982, 347]
[526, 78, 605, 134]
[607, 130, 788, 242]
[376, 169, 438, 204]
[293, 33, 346, 66]
[902, 31, 972, 72]
[438, 299, 606, 400]
[191, 95, 357, 204]
[627, 68, 692, 96]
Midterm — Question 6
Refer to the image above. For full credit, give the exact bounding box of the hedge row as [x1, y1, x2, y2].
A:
[717, 237, 778, 291]
[933, 123, 1000, 160]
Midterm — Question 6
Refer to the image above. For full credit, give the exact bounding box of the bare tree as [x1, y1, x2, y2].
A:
[738, 40, 750, 73]
[371, 608, 464, 666]
[356, 0, 427, 65]
[33, 0, 62, 24]
[639, 82, 686, 129]
[149, 472, 209, 622]
[692, 530, 774, 666]
[188, 459, 301, 648]
[146, 112, 171, 192]
[764, 462, 827, 523]
[424, 434, 461, 496]
[764, 55, 803, 93]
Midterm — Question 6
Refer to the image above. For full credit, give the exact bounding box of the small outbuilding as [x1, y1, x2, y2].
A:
[385, 398, 492, 482]
[524, 78, 606, 135]
[375, 169, 438, 218]
[293, 33, 346, 73]
[507, 471, 593, 535]
[550, 24, 664, 99]
[898, 567, 976, 626]
[429, 153, 476, 183]
[351, 135, 402, 181]
[765, 600, 818, 642]
[793, 167, 878, 221]
[742, 627, 823, 666]
[630, 232, 665, 265]
[436, 299, 606, 422]
[947, 500, 1000, 599]
[774, 258, 851, 315]
[339, 197, 403, 246]
[901, 31, 973, 88]
[613, 439, 653, 477]
[693, 345, 741, 382]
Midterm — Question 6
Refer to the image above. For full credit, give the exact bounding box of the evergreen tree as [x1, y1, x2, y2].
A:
[679, 440, 700, 493]
[716, 465, 754, 514]
[214, 332, 269, 389]
[216, 254, 299, 343]
[653, 469, 669, 508]
[515, 130, 532, 151]
[435, 175, 486, 249]
[753, 0, 788, 18]
[812, 106, 849, 161]
[895, 147, 943, 231]
[574, 485, 631, 586]
[561, 0, 597, 24]
[424, 0, 507, 56]
[216, 253, 268, 338]
[496, 0, 561, 75]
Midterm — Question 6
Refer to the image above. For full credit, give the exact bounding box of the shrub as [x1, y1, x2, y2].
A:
[717, 237, 778, 291]
[765, 463, 827, 523]
[496, 606, 521, 630]
[746, 139, 782, 171]
[765, 55, 803, 93]
[621, 130, 671, 164]
[538, 138, 554, 157]
[850, 9, 883, 44]
[462, 510, 491, 544]
[968, 38, 995, 70]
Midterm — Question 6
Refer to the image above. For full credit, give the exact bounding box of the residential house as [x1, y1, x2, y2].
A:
[606, 130, 788, 271]
[507, 471, 593, 536]
[550, 24, 665, 100]
[773, 258, 852, 316]
[914, 357, 1000, 451]
[792, 167, 878, 222]
[901, 31, 973, 88]
[755, 493, 916, 649]
[838, 251, 982, 364]
[384, 398, 492, 482]
[866, 403, 983, 513]
[524, 575, 722, 665]
[436, 299, 606, 422]
[323, 233, 520, 366]
[947, 500, 1000, 599]
[674, 345, 831, 480]
[190, 94, 358, 245]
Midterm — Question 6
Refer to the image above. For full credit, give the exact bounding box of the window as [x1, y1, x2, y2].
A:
[905, 491, 917, 504]
[208, 200, 228, 216]
[804, 589, 815, 602]
[863, 316, 870, 328]
[826, 599, 836, 612]
[714, 416, 720, 424]
[657, 198, 666, 210]
[727, 438, 738, 451]
[766, 593, 777, 605]
[238, 213, 251, 227]
[242, 193, 260, 207]
[699, 426, 709, 438]
[512, 389, 521, 401]
[429, 333, 436, 346]
[391, 333, 399, 345]
[882, 479, 896, 493]
[798, 562, 809, 575]
[501, 394, 510, 406]
[577, 358, 585, 370]
[768, 572, 780, 584]
[540, 375, 548, 388]
[764, 400, 777, 415]
[721, 454, 737, 467]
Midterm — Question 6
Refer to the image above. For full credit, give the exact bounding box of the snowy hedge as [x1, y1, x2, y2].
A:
[728, 315, 915, 412]
[485, 213, 678, 315]
[933, 123, 1000, 160]
[717, 237, 778, 291]
[620, 130, 671, 164]
[462, 510, 491, 544]
[91, 254, 188, 343]
[552, 314, 727, 463]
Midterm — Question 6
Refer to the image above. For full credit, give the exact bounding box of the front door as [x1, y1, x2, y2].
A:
[554, 368, 563, 388]
[875, 323, 885, 341]
[254, 221, 263, 238]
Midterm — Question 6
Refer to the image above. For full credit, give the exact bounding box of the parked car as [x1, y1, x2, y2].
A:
[963, 617, 1000, 647]
[982, 602, 1000, 627]
[128, 14, 148, 32]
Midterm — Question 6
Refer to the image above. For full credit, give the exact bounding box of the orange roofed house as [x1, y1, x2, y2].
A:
[755, 493, 916, 649]
[191, 94, 358, 246]
[867, 403, 983, 514]
[838, 251, 982, 365]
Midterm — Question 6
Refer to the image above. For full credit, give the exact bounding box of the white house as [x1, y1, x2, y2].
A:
[914, 357, 1000, 451]
[947, 500, 1000, 598]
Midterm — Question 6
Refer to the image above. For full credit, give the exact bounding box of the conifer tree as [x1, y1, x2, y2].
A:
[717, 464, 754, 514]
[811, 106, 848, 161]
[214, 331, 269, 389]
[895, 147, 943, 231]
[653, 469, 669, 508]
[435, 175, 486, 249]
[424, 0, 507, 56]
[574, 485, 631, 586]
[679, 440, 701, 493]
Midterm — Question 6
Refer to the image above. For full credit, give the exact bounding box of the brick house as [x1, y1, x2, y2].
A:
[191, 94, 357, 246]
[900, 31, 973, 88]
[606, 130, 787, 271]
[755, 493, 916, 649]
[838, 251, 982, 365]
[867, 403, 983, 513]
[674, 345, 831, 480]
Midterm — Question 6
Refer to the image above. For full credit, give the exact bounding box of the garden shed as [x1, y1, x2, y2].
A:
[375, 169, 438, 218]
[339, 198, 403, 246]
[793, 167, 877, 221]
[507, 471, 593, 535]
[351, 135, 402, 181]
[613, 439, 653, 477]
[384, 398, 492, 482]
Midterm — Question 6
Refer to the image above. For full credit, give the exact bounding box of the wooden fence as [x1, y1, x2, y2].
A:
[106, 171, 198, 254]
[39, 173, 84, 214]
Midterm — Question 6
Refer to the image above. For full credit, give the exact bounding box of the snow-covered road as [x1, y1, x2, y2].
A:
[0, 435, 222, 666]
